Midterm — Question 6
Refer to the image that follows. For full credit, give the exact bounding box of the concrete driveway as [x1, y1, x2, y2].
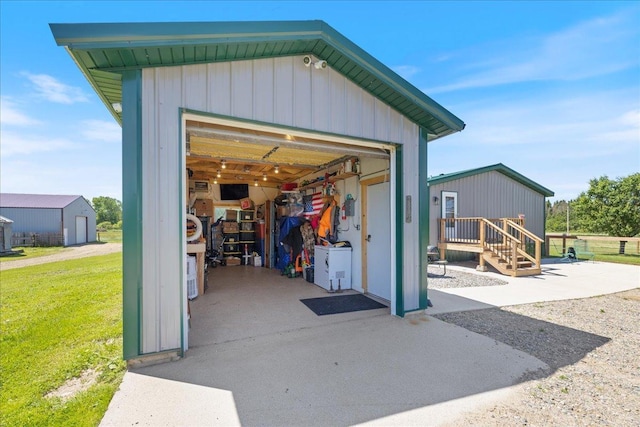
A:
[100, 260, 639, 426]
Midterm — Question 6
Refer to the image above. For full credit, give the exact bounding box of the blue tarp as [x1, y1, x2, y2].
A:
[276, 216, 304, 271]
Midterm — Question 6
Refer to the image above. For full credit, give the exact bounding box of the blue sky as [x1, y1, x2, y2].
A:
[1, 1, 638, 203]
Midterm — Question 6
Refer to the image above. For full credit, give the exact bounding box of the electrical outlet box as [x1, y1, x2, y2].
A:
[344, 199, 355, 216]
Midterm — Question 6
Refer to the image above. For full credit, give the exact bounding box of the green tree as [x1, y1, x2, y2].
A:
[92, 196, 122, 225]
[573, 174, 640, 237]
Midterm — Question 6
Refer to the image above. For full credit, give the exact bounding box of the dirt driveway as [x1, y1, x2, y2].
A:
[0, 243, 122, 271]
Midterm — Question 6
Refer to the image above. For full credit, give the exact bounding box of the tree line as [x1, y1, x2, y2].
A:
[92, 196, 122, 230]
[546, 173, 640, 237]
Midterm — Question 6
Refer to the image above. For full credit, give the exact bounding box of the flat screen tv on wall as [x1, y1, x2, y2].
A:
[220, 184, 249, 200]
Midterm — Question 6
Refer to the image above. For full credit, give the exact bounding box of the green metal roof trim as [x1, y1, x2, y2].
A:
[50, 20, 464, 138]
[427, 163, 555, 197]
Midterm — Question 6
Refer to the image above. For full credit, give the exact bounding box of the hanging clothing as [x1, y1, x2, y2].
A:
[300, 221, 315, 257]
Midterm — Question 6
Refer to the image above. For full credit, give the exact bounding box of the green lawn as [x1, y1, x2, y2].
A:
[0, 246, 70, 262]
[547, 237, 640, 266]
[0, 253, 125, 427]
[96, 229, 122, 243]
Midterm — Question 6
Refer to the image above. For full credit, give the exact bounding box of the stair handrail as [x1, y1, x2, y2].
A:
[481, 218, 522, 245]
[505, 219, 542, 266]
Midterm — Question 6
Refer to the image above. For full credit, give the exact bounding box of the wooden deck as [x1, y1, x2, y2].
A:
[437, 217, 543, 277]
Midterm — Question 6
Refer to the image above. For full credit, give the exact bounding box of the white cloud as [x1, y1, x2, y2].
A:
[392, 65, 420, 80]
[427, 8, 640, 93]
[0, 130, 76, 157]
[79, 119, 122, 144]
[22, 72, 90, 104]
[0, 97, 42, 126]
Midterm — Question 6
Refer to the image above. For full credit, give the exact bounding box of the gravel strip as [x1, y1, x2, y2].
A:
[427, 266, 508, 289]
[0, 242, 122, 271]
[434, 288, 640, 426]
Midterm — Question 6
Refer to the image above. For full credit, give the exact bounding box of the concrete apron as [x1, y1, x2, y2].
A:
[102, 265, 551, 426]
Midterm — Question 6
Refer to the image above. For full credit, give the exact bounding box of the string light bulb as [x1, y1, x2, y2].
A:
[213, 178, 218, 184]
[216, 169, 221, 178]
[254, 179, 258, 186]
[274, 165, 279, 174]
[221, 160, 226, 169]
[263, 173, 267, 181]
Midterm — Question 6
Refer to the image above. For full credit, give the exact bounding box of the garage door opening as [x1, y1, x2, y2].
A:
[181, 113, 395, 349]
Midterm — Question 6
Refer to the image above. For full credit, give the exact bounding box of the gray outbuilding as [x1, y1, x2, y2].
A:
[427, 163, 554, 270]
[0, 193, 96, 246]
[0, 215, 13, 253]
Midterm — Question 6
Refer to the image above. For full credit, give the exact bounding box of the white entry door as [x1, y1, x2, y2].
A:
[365, 181, 391, 301]
[441, 191, 457, 240]
[75, 216, 87, 244]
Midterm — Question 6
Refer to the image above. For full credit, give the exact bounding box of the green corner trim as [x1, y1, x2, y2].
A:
[122, 70, 143, 360]
[394, 145, 404, 317]
[418, 129, 429, 310]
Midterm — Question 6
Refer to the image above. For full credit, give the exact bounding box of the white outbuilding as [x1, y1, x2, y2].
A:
[52, 20, 465, 363]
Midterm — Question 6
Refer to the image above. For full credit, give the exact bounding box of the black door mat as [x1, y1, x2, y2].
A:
[300, 293, 387, 316]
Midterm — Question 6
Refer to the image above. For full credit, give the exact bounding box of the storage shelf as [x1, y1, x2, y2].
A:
[298, 172, 360, 192]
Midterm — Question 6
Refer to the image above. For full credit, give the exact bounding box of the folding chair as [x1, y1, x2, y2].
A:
[573, 239, 595, 262]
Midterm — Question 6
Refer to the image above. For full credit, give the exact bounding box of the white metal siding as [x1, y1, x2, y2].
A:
[428, 170, 547, 246]
[63, 198, 97, 245]
[140, 56, 422, 352]
[0, 207, 61, 234]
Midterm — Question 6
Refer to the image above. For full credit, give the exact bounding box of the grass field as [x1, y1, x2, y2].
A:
[0, 253, 125, 427]
[0, 246, 70, 262]
[96, 229, 122, 243]
[547, 236, 640, 265]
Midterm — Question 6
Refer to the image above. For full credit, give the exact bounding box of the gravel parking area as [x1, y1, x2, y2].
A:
[435, 288, 640, 426]
[427, 265, 508, 288]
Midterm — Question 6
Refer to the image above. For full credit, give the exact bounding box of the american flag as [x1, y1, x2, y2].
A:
[303, 193, 323, 218]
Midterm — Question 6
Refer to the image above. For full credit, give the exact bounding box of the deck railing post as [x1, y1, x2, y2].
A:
[511, 239, 518, 271]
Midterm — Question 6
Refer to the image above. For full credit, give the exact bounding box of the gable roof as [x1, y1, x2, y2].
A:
[50, 20, 465, 140]
[0, 215, 14, 224]
[427, 163, 555, 197]
[0, 193, 87, 209]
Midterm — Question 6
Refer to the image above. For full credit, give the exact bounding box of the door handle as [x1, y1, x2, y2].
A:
[366, 234, 371, 242]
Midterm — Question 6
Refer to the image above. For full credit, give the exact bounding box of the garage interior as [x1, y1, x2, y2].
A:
[184, 116, 393, 340]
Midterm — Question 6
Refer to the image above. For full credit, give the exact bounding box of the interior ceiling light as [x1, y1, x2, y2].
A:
[262, 173, 267, 181]
[254, 179, 258, 186]
[274, 165, 279, 174]
[216, 169, 221, 178]
[221, 160, 226, 169]
[213, 178, 218, 184]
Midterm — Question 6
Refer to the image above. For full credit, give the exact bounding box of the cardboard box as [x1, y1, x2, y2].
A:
[223, 222, 239, 233]
[240, 197, 254, 210]
[225, 209, 237, 221]
[225, 256, 241, 266]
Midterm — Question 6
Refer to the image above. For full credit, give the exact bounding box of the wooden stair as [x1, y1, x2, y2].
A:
[437, 217, 543, 278]
[481, 247, 541, 277]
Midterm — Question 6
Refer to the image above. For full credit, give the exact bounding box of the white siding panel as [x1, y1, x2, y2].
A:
[142, 67, 182, 354]
[273, 57, 294, 125]
[329, 71, 346, 134]
[293, 62, 312, 129]
[311, 64, 330, 130]
[346, 84, 363, 136]
[374, 99, 390, 142]
[361, 92, 375, 139]
[253, 59, 274, 123]
[207, 62, 231, 115]
[401, 126, 421, 311]
[182, 64, 208, 111]
[231, 61, 254, 119]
